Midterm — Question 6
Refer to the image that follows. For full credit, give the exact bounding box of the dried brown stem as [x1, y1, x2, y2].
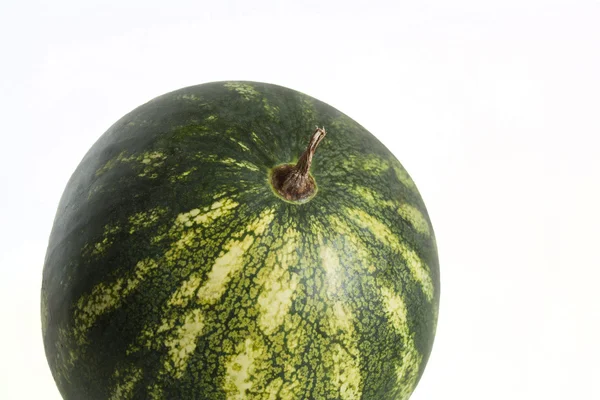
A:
[271, 126, 326, 202]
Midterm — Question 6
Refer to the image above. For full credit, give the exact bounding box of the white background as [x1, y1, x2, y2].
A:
[1, 1, 599, 399]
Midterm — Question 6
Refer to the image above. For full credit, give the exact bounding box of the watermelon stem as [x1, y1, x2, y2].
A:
[270, 126, 326, 203]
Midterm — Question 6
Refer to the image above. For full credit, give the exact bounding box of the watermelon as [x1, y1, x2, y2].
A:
[41, 81, 440, 399]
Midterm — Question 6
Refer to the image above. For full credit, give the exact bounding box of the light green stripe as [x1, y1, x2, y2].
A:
[345, 207, 434, 301]
[380, 287, 422, 400]
[110, 366, 143, 400]
[348, 184, 430, 236]
[73, 258, 158, 345]
[163, 309, 205, 378]
[223, 338, 264, 399]
[398, 203, 430, 235]
[257, 227, 300, 335]
[128, 207, 168, 234]
[132, 207, 275, 380]
[320, 245, 363, 400]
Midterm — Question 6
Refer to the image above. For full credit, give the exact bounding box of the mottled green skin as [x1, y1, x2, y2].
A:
[42, 82, 440, 399]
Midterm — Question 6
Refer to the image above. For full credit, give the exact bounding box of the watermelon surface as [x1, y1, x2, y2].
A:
[41, 81, 440, 399]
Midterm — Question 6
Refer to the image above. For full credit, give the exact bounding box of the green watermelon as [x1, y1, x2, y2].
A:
[41, 81, 440, 400]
